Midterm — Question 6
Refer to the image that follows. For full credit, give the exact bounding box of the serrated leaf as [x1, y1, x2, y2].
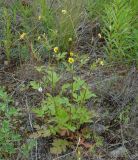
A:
[64, 123, 76, 132]
[47, 70, 60, 86]
[73, 77, 85, 92]
[30, 81, 41, 90]
[32, 108, 45, 117]
[50, 139, 69, 155]
[35, 66, 46, 72]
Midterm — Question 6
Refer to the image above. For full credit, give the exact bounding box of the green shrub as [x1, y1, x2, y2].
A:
[30, 67, 96, 135]
[29, 63, 96, 154]
[0, 87, 35, 159]
[0, 87, 21, 159]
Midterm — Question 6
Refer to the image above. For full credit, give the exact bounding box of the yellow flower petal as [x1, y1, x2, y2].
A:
[100, 60, 104, 66]
[68, 38, 72, 42]
[62, 10, 67, 15]
[38, 15, 41, 20]
[54, 47, 59, 53]
[69, 52, 74, 57]
[68, 57, 74, 64]
[37, 36, 41, 40]
[20, 33, 26, 40]
[98, 33, 102, 39]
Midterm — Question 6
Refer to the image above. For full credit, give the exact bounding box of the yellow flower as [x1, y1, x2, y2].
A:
[54, 47, 59, 53]
[38, 15, 41, 20]
[68, 57, 74, 64]
[99, 60, 104, 66]
[37, 36, 41, 40]
[68, 37, 72, 42]
[20, 32, 26, 40]
[62, 10, 67, 15]
[69, 52, 74, 57]
[98, 33, 102, 39]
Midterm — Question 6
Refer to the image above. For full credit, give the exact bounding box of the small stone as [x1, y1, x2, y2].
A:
[38, 87, 43, 93]
[15, 101, 19, 107]
[93, 124, 106, 135]
[109, 146, 127, 158]
[4, 60, 9, 65]
[130, 153, 138, 160]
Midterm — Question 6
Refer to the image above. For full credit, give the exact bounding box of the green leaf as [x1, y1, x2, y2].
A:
[21, 139, 36, 158]
[56, 52, 67, 60]
[47, 70, 60, 86]
[0, 87, 8, 101]
[11, 134, 21, 141]
[35, 66, 46, 73]
[0, 103, 7, 112]
[55, 108, 69, 124]
[1, 120, 10, 132]
[7, 107, 18, 116]
[50, 139, 69, 155]
[73, 77, 85, 92]
[30, 81, 41, 90]
[80, 88, 96, 101]
[61, 83, 70, 93]
[64, 123, 76, 132]
[33, 108, 45, 117]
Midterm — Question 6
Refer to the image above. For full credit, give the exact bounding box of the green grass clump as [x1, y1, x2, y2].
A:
[1, 0, 138, 65]
[36, 0, 84, 51]
[53, 0, 84, 50]
[86, 0, 109, 20]
[0, 0, 84, 61]
[2, 8, 12, 62]
[102, 0, 138, 64]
